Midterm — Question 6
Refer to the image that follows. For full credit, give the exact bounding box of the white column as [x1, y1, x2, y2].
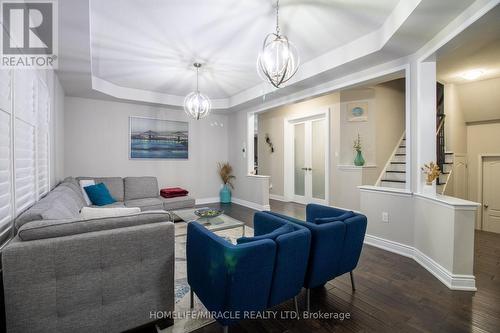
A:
[411, 59, 437, 194]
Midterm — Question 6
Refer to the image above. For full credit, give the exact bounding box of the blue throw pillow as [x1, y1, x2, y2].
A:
[237, 224, 294, 244]
[84, 183, 116, 206]
[314, 211, 355, 225]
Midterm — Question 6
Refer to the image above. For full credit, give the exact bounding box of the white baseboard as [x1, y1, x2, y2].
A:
[364, 234, 476, 291]
[364, 234, 414, 258]
[413, 249, 477, 291]
[195, 197, 219, 205]
[232, 198, 270, 211]
[269, 194, 288, 202]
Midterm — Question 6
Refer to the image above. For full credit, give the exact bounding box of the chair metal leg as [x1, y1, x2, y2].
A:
[190, 289, 194, 309]
[223, 325, 228, 333]
[306, 288, 311, 312]
[350, 271, 356, 291]
[294, 296, 299, 316]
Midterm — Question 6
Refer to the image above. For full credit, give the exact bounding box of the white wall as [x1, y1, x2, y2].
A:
[64, 97, 228, 200]
[361, 187, 478, 290]
[360, 189, 414, 246]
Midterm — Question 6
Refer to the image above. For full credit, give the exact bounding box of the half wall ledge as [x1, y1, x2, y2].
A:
[359, 185, 479, 291]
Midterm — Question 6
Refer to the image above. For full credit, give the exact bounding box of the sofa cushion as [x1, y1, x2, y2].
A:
[125, 197, 164, 211]
[237, 224, 294, 244]
[60, 178, 88, 208]
[18, 211, 171, 241]
[77, 177, 125, 202]
[124, 177, 159, 201]
[84, 183, 117, 206]
[15, 184, 83, 230]
[80, 207, 141, 219]
[160, 195, 196, 211]
[78, 179, 95, 205]
[91, 201, 125, 208]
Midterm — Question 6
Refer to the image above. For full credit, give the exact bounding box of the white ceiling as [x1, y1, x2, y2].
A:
[57, 0, 482, 111]
[89, 0, 399, 99]
[437, 5, 500, 84]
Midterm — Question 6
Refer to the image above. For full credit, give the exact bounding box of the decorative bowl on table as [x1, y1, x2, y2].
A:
[194, 207, 224, 221]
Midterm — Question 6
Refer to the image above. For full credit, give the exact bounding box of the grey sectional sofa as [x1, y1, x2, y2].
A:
[77, 176, 195, 212]
[2, 176, 193, 332]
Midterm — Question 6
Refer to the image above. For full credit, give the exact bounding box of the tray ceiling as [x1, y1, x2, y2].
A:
[89, 0, 400, 99]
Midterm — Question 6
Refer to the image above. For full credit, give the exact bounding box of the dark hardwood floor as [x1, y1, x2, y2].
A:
[191, 200, 500, 333]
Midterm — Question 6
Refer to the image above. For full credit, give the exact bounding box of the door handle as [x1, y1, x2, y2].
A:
[301, 167, 308, 171]
[484, 204, 489, 209]
[307, 168, 312, 171]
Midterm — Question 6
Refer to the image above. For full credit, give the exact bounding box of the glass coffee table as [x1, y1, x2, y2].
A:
[171, 208, 246, 238]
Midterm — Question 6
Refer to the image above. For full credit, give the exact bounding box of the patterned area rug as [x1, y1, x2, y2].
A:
[160, 222, 253, 333]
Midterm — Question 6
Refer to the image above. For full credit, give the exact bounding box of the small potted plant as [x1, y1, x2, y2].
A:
[421, 162, 441, 194]
[353, 133, 365, 166]
[217, 162, 235, 203]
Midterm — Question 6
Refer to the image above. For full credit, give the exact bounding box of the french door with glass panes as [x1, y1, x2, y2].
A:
[292, 116, 328, 204]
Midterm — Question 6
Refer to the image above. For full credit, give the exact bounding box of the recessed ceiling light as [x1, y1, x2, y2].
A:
[461, 69, 484, 81]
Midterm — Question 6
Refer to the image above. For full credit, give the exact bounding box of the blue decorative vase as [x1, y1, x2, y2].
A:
[220, 184, 232, 203]
[354, 150, 365, 166]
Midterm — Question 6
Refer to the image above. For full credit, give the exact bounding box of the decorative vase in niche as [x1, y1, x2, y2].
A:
[220, 184, 232, 203]
[354, 150, 365, 166]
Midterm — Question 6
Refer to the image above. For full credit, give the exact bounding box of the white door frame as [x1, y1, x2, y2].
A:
[284, 108, 330, 204]
[478, 153, 500, 230]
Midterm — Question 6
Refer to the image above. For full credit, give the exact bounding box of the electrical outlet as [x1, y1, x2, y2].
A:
[382, 212, 389, 223]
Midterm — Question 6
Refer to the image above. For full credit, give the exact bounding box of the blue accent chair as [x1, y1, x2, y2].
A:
[252, 212, 311, 309]
[264, 204, 367, 311]
[186, 212, 311, 331]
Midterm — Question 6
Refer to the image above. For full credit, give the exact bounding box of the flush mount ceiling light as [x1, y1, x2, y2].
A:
[257, 0, 299, 88]
[184, 63, 211, 120]
[461, 69, 484, 81]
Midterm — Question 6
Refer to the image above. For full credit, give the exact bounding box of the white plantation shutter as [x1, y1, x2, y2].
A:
[0, 112, 12, 233]
[14, 121, 36, 214]
[37, 80, 50, 196]
[0, 69, 11, 112]
[0, 69, 53, 245]
[0, 69, 12, 240]
[14, 70, 37, 125]
[14, 70, 37, 214]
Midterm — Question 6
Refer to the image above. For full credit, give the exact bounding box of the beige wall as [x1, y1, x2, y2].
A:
[368, 80, 406, 185]
[467, 122, 500, 225]
[257, 93, 340, 198]
[257, 79, 405, 210]
[444, 84, 467, 154]
[457, 77, 500, 123]
[228, 110, 270, 208]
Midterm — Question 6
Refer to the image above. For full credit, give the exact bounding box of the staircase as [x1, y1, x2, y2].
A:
[378, 134, 407, 189]
[376, 135, 455, 192]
